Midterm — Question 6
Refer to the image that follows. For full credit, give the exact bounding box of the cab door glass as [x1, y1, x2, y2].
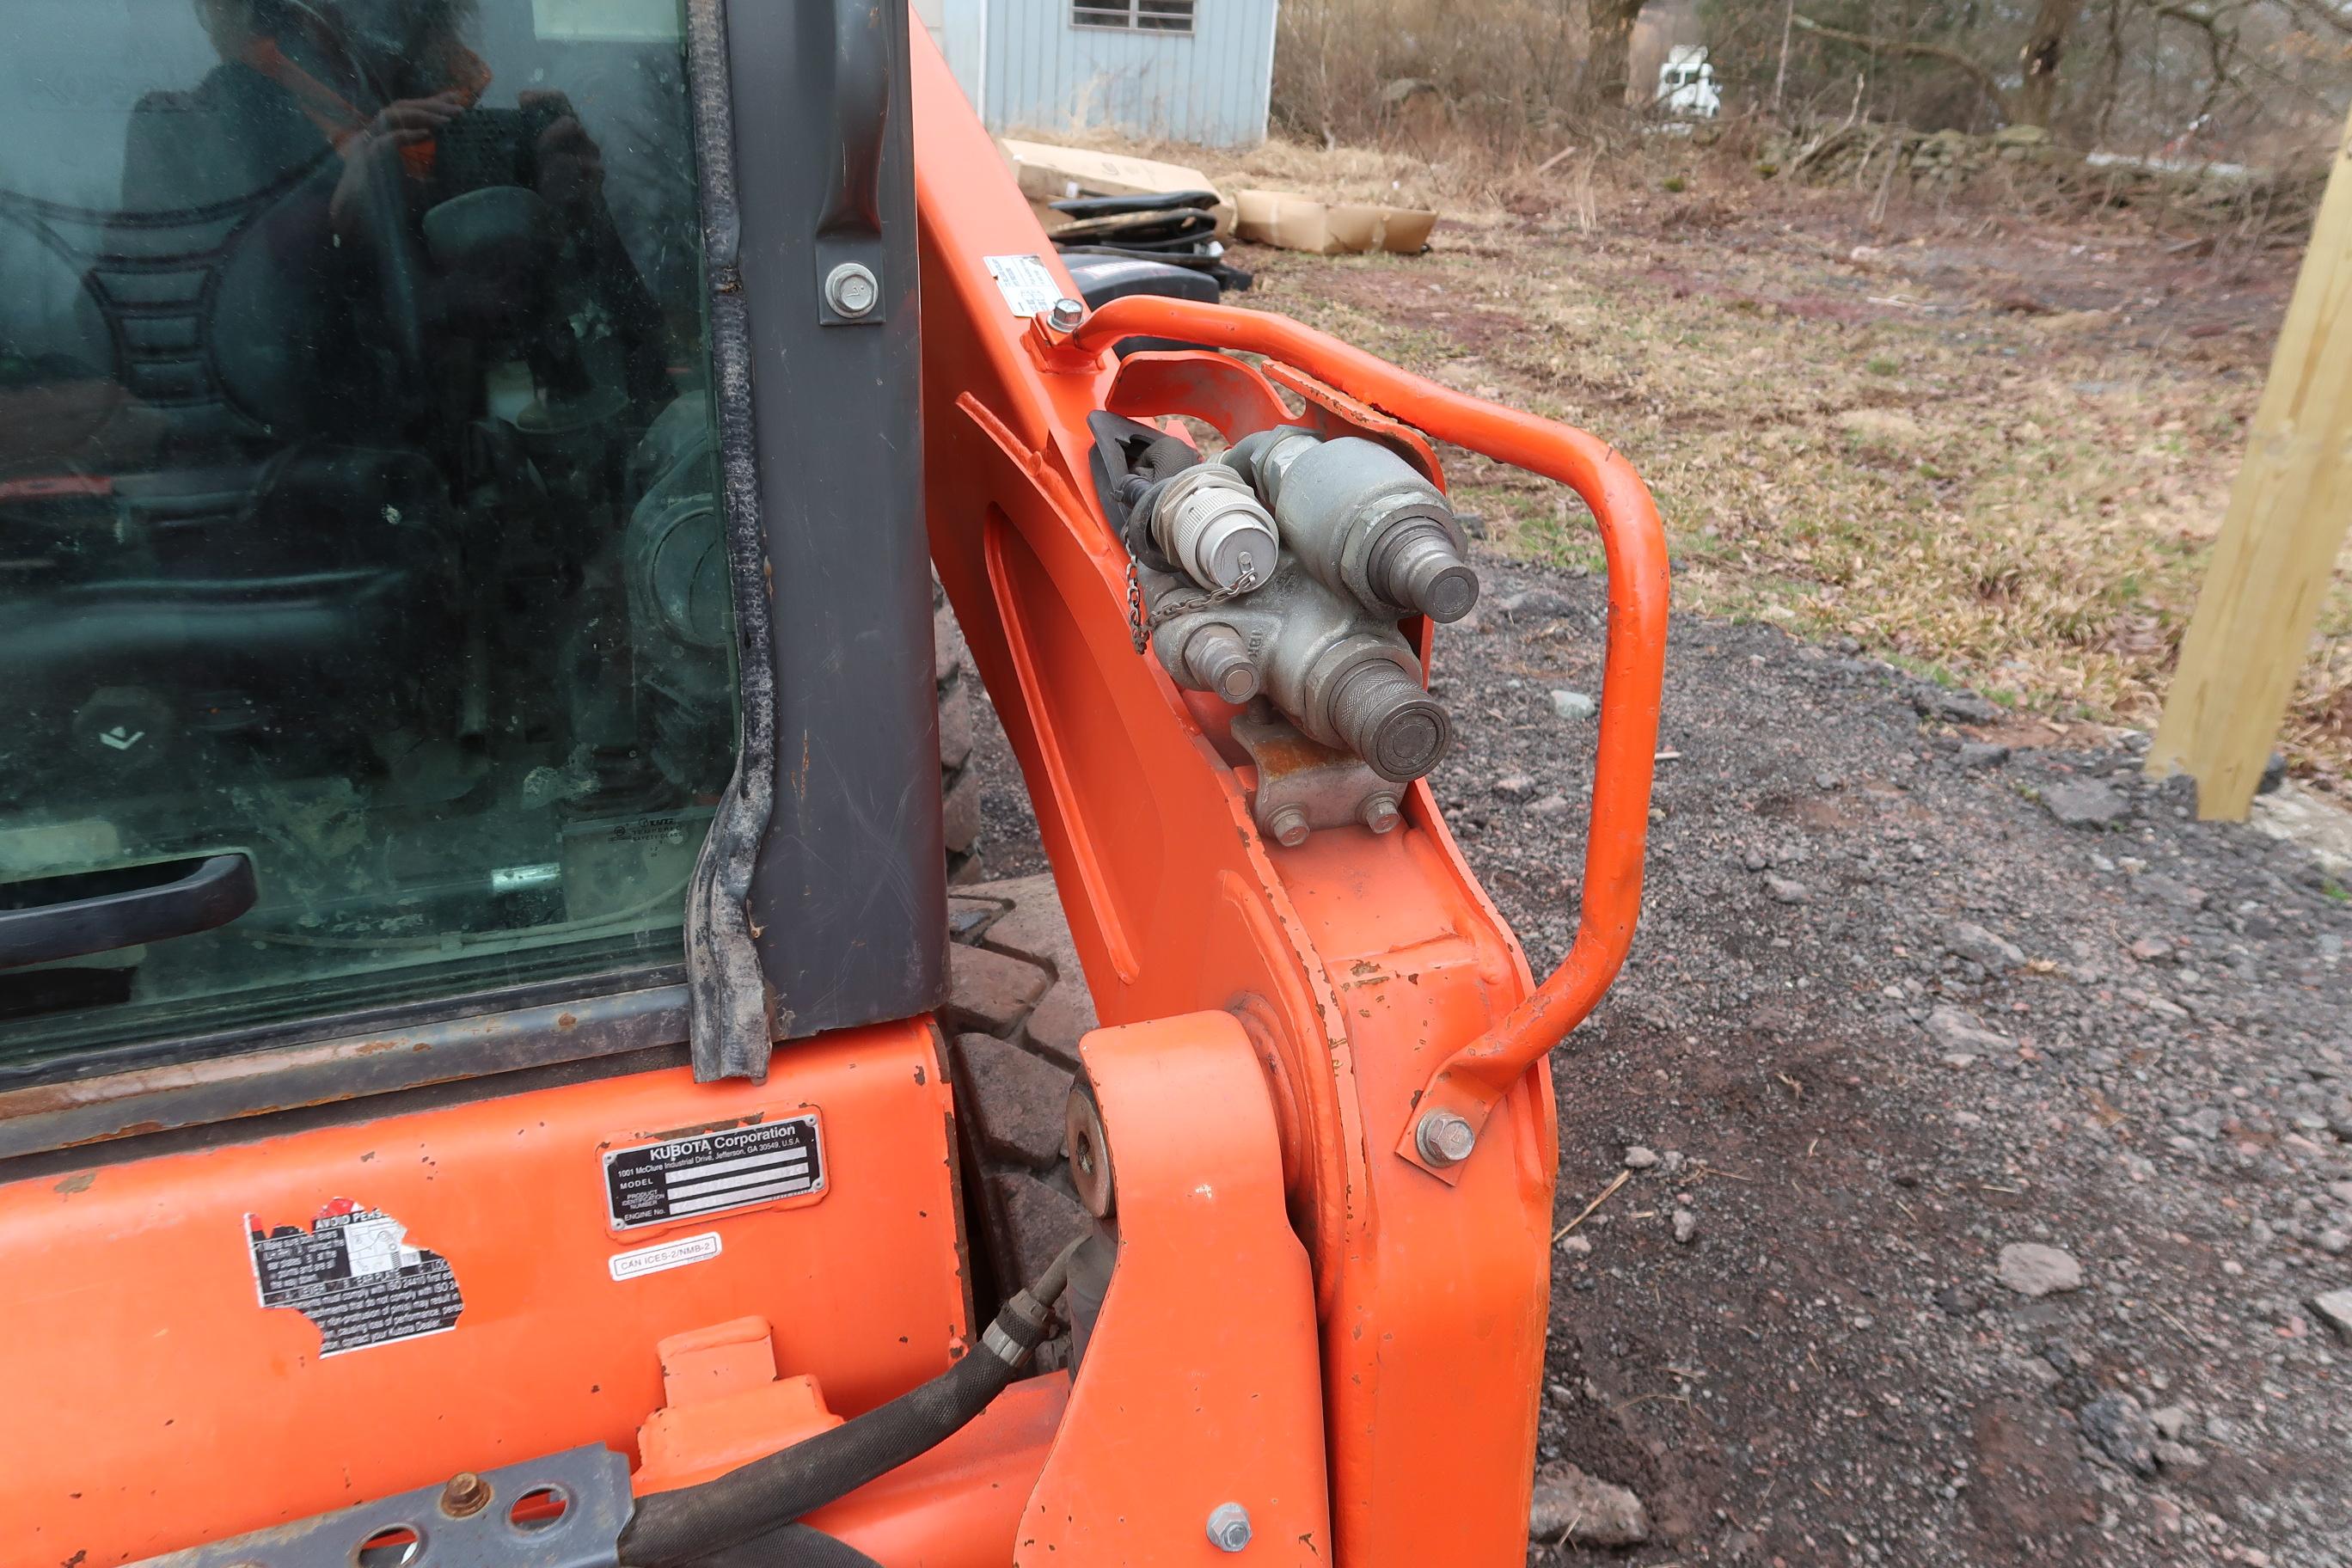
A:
[0, 0, 736, 1069]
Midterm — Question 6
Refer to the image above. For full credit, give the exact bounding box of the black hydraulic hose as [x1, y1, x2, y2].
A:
[617, 1234, 1088, 1568]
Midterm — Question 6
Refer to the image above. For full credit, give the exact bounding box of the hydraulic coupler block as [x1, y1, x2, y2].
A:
[1226, 432, 1479, 624]
[1144, 561, 1452, 783]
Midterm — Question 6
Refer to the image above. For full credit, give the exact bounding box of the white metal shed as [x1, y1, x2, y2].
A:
[915, 0, 1277, 148]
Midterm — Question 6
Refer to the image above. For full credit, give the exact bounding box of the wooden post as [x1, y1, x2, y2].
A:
[2150, 108, 2352, 819]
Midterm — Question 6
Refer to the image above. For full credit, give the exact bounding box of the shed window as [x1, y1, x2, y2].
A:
[1073, 0, 1196, 33]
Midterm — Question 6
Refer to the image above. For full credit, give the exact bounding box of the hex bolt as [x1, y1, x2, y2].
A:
[1206, 1502, 1253, 1552]
[439, 1472, 492, 1518]
[1046, 296, 1086, 332]
[824, 261, 879, 319]
[1414, 1108, 1476, 1167]
[1266, 805, 1310, 848]
[1362, 793, 1401, 834]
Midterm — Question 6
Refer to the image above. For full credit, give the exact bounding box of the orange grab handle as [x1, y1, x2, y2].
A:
[1054, 296, 1670, 1172]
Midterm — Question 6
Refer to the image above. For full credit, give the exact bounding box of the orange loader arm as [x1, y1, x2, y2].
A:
[912, 17, 1669, 1562]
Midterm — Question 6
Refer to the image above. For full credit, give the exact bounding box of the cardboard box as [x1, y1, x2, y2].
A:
[999, 138, 1233, 236]
[1233, 189, 1438, 256]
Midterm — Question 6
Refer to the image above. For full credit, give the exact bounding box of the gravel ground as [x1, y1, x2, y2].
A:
[964, 550, 2352, 1568]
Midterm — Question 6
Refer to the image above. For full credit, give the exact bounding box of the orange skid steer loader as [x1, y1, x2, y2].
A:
[0, 1, 1667, 1564]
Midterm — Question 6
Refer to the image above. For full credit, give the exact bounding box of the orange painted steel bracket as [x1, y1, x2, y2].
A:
[1016, 1011, 1329, 1565]
[1038, 296, 1672, 1180]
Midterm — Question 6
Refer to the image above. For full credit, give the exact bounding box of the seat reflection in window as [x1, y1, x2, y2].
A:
[0, 0, 735, 1064]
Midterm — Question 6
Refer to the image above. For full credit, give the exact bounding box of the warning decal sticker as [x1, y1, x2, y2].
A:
[246, 1199, 463, 1357]
[603, 1115, 824, 1231]
[983, 254, 1060, 318]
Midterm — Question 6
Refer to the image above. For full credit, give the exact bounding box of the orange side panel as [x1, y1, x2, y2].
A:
[809, 1375, 1070, 1568]
[1, 1020, 967, 1565]
[1017, 1013, 1328, 1565]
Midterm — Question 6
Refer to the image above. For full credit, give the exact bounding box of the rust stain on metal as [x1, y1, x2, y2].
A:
[52, 1172, 95, 1196]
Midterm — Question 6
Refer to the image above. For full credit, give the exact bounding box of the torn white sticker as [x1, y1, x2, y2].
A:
[983, 254, 1061, 318]
[609, 1231, 724, 1282]
[247, 1199, 462, 1357]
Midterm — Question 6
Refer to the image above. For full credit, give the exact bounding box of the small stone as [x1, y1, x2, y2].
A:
[1957, 742, 2012, 769]
[1528, 793, 1571, 816]
[1549, 689, 1597, 722]
[2149, 1405, 2191, 1442]
[1913, 685, 2001, 724]
[2078, 1392, 2159, 1477]
[1623, 1145, 1659, 1170]
[1527, 1462, 1650, 1547]
[2153, 1440, 2203, 1473]
[2137, 874, 2209, 910]
[1672, 1208, 1699, 1244]
[1814, 770, 1843, 791]
[1494, 774, 1536, 799]
[1935, 1285, 1983, 1315]
[1941, 1053, 1979, 1069]
[1498, 587, 1576, 620]
[2318, 1229, 2349, 1257]
[1945, 922, 2025, 969]
[2309, 1288, 2352, 1340]
[2128, 937, 2172, 963]
[1997, 1242, 2084, 1297]
[1765, 875, 1810, 904]
[2043, 779, 2130, 828]
[1926, 1005, 2012, 1055]
[1558, 1233, 1594, 1257]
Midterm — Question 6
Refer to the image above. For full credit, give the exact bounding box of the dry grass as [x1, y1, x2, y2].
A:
[1181, 140, 2352, 796]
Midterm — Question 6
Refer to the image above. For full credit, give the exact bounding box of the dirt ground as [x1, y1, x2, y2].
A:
[965, 551, 2352, 1565]
[1167, 148, 2350, 800]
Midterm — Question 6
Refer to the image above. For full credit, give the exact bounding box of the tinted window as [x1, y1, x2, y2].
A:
[0, 0, 734, 1070]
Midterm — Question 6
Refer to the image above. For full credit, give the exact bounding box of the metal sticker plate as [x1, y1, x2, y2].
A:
[602, 1115, 823, 1230]
[984, 254, 1060, 318]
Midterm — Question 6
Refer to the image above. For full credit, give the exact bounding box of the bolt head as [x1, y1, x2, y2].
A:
[1267, 805, 1310, 848]
[439, 1472, 491, 1517]
[1046, 296, 1086, 331]
[824, 262, 879, 318]
[1363, 793, 1401, 833]
[1415, 1109, 1476, 1167]
[1206, 1502, 1253, 1552]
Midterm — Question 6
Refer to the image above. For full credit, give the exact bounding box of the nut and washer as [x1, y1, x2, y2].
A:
[824, 261, 880, 319]
[1414, 1108, 1476, 1167]
[438, 1471, 492, 1518]
[1206, 1502, 1253, 1553]
[1066, 1085, 1116, 1220]
[1362, 793, 1401, 834]
[1045, 296, 1086, 332]
[1266, 805, 1311, 848]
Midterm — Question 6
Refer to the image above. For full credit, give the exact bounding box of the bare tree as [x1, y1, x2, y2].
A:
[1587, 0, 1649, 110]
[2018, 0, 2089, 124]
